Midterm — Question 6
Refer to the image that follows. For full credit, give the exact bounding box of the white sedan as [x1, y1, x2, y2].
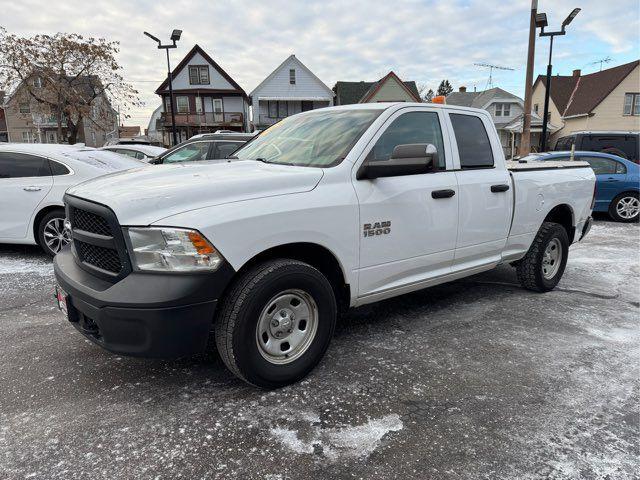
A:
[0, 144, 148, 255]
[100, 144, 167, 162]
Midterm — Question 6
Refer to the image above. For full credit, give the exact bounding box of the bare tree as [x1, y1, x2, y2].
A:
[0, 27, 140, 143]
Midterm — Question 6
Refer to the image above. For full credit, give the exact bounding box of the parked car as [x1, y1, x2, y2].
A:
[101, 144, 167, 162]
[553, 131, 639, 163]
[53, 103, 595, 388]
[0, 144, 148, 255]
[151, 133, 256, 165]
[525, 151, 639, 222]
[104, 137, 151, 146]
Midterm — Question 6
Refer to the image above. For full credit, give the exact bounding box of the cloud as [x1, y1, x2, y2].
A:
[2, 0, 637, 128]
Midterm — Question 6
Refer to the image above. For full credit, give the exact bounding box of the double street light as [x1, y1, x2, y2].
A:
[144, 29, 182, 146]
[535, 8, 581, 152]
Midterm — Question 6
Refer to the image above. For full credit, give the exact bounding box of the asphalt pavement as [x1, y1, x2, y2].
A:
[0, 217, 638, 479]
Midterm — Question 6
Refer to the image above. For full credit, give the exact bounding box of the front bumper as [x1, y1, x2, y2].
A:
[53, 247, 235, 358]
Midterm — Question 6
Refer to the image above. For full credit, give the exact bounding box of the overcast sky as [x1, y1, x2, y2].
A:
[3, 0, 639, 130]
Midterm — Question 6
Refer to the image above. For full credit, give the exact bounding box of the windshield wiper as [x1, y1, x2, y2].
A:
[253, 157, 273, 164]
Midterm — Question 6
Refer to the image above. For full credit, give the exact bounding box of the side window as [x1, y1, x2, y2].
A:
[163, 142, 211, 164]
[584, 157, 617, 175]
[135, 152, 146, 160]
[450, 114, 494, 168]
[369, 111, 446, 169]
[216, 142, 243, 159]
[0, 152, 50, 178]
[49, 160, 70, 176]
[615, 162, 627, 174]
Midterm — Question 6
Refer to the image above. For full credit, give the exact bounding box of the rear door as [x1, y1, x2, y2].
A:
[581, 156, 626, 208]
[447, 112, 512, 269]
[354, 107, 459, 298]
[0, 152, 53, 239]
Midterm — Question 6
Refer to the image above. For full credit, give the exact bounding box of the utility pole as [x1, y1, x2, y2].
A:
[521, 0, 538, 156]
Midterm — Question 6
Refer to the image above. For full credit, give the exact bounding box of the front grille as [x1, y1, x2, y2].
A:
[66, 195, 131, 280]
[72, 207, 112, 236]
[76, 240, 123, 274]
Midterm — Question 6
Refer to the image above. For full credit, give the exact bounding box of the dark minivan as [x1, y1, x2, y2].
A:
[554, 131, 639, 163]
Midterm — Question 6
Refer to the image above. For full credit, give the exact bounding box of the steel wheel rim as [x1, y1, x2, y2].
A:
[616, 196, 639, 219]
[542, 237, 562, 280]
[43, 217, 71, 254]
[256, 289, 319, 365]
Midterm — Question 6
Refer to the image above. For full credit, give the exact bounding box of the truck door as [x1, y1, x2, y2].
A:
[446, 112, 512, 269]
[353, 108, 459, 299]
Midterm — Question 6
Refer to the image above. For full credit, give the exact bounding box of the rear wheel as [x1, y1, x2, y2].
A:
[214, 259, 337, 388]
[516, 222, 569, 292]
[609, 192, 639, 222]
[37, 209, 70, 256]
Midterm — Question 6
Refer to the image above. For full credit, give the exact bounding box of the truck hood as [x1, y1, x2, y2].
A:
[67, 160, 324, 225]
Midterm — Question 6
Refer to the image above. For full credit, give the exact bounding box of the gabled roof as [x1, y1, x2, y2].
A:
[333, 72, 421, 105]
[533, 60, 639, 117]
[249, 54, 333, 98]
[446, 87, 523, 108]
[155, 44, 246, 96]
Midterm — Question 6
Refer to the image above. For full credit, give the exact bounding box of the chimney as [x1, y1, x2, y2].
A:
[459, 86, 467, 92]
[572, 69, 581, 77]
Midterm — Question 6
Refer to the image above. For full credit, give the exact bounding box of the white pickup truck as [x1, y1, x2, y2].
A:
[54, 103, 595, 388]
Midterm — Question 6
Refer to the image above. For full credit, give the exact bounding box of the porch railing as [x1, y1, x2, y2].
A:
[160, 111, 243, 127]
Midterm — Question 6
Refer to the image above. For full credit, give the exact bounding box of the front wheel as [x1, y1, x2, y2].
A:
[609, 192, 639, 222]
[516, 222, 569, 292]
[214, 259, 337, 388]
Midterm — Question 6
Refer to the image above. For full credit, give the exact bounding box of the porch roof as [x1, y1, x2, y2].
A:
[254, 96, 333, 102]
[502, 113, 560, 134]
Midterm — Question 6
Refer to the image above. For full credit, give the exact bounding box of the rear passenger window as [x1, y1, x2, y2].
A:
[0, 152, 50, 178]
[615, 162, 627, 174]
[584, 157, 617, 175]
[216, 142, 243, 159]
[450, 114, 494, 168]
[369, 111, 446, 169]
[49, 160, 70, 176]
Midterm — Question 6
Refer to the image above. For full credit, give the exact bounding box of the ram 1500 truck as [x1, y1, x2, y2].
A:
[53, 103, 596, 388]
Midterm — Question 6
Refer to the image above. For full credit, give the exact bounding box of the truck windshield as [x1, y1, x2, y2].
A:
[233, 109, 381, 167]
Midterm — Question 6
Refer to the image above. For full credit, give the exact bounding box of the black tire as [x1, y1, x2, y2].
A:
[516, 222, 569, 292]
[608, 192, 639, 223]
[214, 259, 337, 389]
[37, 209, 69, 256]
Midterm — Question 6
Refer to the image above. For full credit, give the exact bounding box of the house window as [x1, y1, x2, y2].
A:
[495, 103, 511, 117]
[176, 96, 189, 113]
[623, 93, 640, 115]
[278, 101, 288, 118]
[534, 103, 539, 113]
[22, 131, 30, 143]
[164, 96, 172, 112]
[268, 101, 278, 118]
[289, 69, 296, 85]
[195, 96, 203, 114]
[213, 99, 223, 114]
[19, 103, 30, 114]
[91, 131, 96, 144]
[189, 66, 210, 85]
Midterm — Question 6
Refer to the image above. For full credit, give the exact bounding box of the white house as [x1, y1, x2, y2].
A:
[155, 44, 249, 145]
[250, 55, 334, 130]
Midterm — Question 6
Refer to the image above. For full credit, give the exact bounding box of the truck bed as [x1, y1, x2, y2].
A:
[507, 160, 590, 171]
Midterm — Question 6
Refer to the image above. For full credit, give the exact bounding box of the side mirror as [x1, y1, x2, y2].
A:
[357, 143, 438, 180]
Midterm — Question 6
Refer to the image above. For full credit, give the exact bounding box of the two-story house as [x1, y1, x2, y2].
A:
[531, 60, 640, 146]
[446, 86, 556, 158]
[155, 44, 249, 145]
[4, 74, 117, 146]
[333, 71, 422, 105]
[249, 55, 334, 130]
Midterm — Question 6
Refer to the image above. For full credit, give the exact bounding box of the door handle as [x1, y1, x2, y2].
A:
[606, 177, 619, 181]
[491, 184, 510, 193]
[23, 186, 42, 192]
[431, 189, 456, 199]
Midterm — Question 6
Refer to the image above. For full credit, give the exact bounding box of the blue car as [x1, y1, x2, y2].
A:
[523, 151, 639, 222]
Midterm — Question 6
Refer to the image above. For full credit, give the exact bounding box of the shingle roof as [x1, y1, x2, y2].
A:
[446, 87, 523, 108]
[535, 60, 639, 117]
[333, 76, 421, 105]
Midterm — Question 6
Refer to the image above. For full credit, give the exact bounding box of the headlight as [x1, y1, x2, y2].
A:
[125, 227, 223, 272]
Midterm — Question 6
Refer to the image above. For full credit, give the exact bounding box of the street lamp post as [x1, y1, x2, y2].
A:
[144, 29, 182, 146]
[536, 8, 580, 152]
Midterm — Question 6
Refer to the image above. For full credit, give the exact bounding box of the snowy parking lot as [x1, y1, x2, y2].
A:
[0, 217, 638, 479]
